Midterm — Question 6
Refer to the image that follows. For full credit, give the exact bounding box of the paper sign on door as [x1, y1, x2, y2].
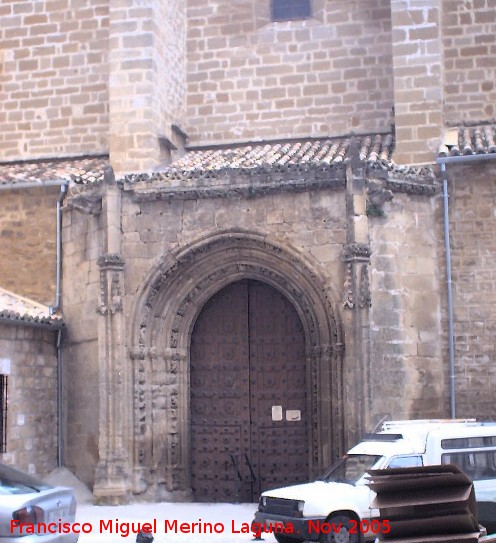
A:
[286, 410, 301, 421]
[271, 405, 283, 421]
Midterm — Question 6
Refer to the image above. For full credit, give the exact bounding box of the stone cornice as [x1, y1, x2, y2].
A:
[384, 178, 438, 196]
[120, 165, 347, 201]
[366, 162, 437, 196]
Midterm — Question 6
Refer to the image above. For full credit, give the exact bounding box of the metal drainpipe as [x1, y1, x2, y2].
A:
[436, 152, 496, 419]
[50, 182, 68, 468]
[50, 182, 67, 315]
[439, 162, 456, 419]
[56, 327, 63, 467]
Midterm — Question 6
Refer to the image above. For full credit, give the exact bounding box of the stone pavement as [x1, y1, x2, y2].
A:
[76, 501, 273, 543]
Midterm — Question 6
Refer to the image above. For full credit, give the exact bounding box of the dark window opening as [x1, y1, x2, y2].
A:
[271, 0, 312, 21]
[0, 376, 7, 453]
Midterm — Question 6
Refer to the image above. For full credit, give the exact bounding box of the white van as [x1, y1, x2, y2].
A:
[252, 419, 496, 543]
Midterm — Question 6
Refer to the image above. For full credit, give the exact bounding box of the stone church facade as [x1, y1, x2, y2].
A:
[0, 0, 495, 504]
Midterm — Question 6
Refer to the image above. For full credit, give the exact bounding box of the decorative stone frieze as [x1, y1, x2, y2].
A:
[121, 165, 346, 202]
[385, 178, 438, 196]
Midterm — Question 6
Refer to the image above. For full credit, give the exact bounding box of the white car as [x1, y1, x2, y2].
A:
[0, 462, 78, 543]
[253, 419, 496, 543]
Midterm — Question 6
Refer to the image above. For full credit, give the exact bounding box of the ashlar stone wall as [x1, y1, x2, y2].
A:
[60, 203, 102, 487]
[442, 0, 496, 124]
[0, 0, 109, 160]
[369, 188, 445, 422]
[0, 186, 59, 305]
[0, 323, 58, 476]
[447, 162, 496, 419]
[185, 0, 394, 145]
[121, 191, 347, 276]
[108, 0, 187, 174]
[390, 0, 444, 164]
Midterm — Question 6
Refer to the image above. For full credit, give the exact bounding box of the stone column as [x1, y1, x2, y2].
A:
[93, 171, 130, 504]
[341, 147, 372, 447]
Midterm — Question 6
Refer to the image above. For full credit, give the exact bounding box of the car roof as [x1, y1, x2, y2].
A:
[383, 419, 496, 441]
[349, 420, 496, 457]
[349, 437, 423, 456]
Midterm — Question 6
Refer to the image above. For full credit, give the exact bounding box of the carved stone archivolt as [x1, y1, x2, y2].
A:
[128, 230, 344, 498]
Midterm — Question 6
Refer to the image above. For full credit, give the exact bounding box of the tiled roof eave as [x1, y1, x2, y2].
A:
[0, 311, 64, 330]
[0, 155, 110, 187]
[0, 287, 63, 329]
[439, 125, 496, 158]
[121, 134, 396, 186]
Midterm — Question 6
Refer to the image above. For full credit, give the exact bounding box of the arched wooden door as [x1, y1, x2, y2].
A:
[190, 279, 308, 502]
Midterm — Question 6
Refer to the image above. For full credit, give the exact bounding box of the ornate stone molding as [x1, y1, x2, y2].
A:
[97, 254, 125, 315]
[341, 246, 372, 310]
[384, 178, 438, 196]
[120, 166, 346, 202]
[137, 233, 337, 349]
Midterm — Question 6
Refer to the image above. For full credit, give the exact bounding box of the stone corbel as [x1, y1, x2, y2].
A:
[66, 192, 103, 215]
[366, 180, 393, 217]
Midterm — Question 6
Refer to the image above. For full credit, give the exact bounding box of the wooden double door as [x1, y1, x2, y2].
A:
[190, 279, 308, 502]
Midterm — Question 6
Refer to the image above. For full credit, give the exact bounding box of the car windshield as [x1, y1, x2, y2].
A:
[0, 463, 52, 495]
[320, 454, 383, 484]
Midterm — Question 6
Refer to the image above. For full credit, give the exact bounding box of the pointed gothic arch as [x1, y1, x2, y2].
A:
[128, 229, 344, 499]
